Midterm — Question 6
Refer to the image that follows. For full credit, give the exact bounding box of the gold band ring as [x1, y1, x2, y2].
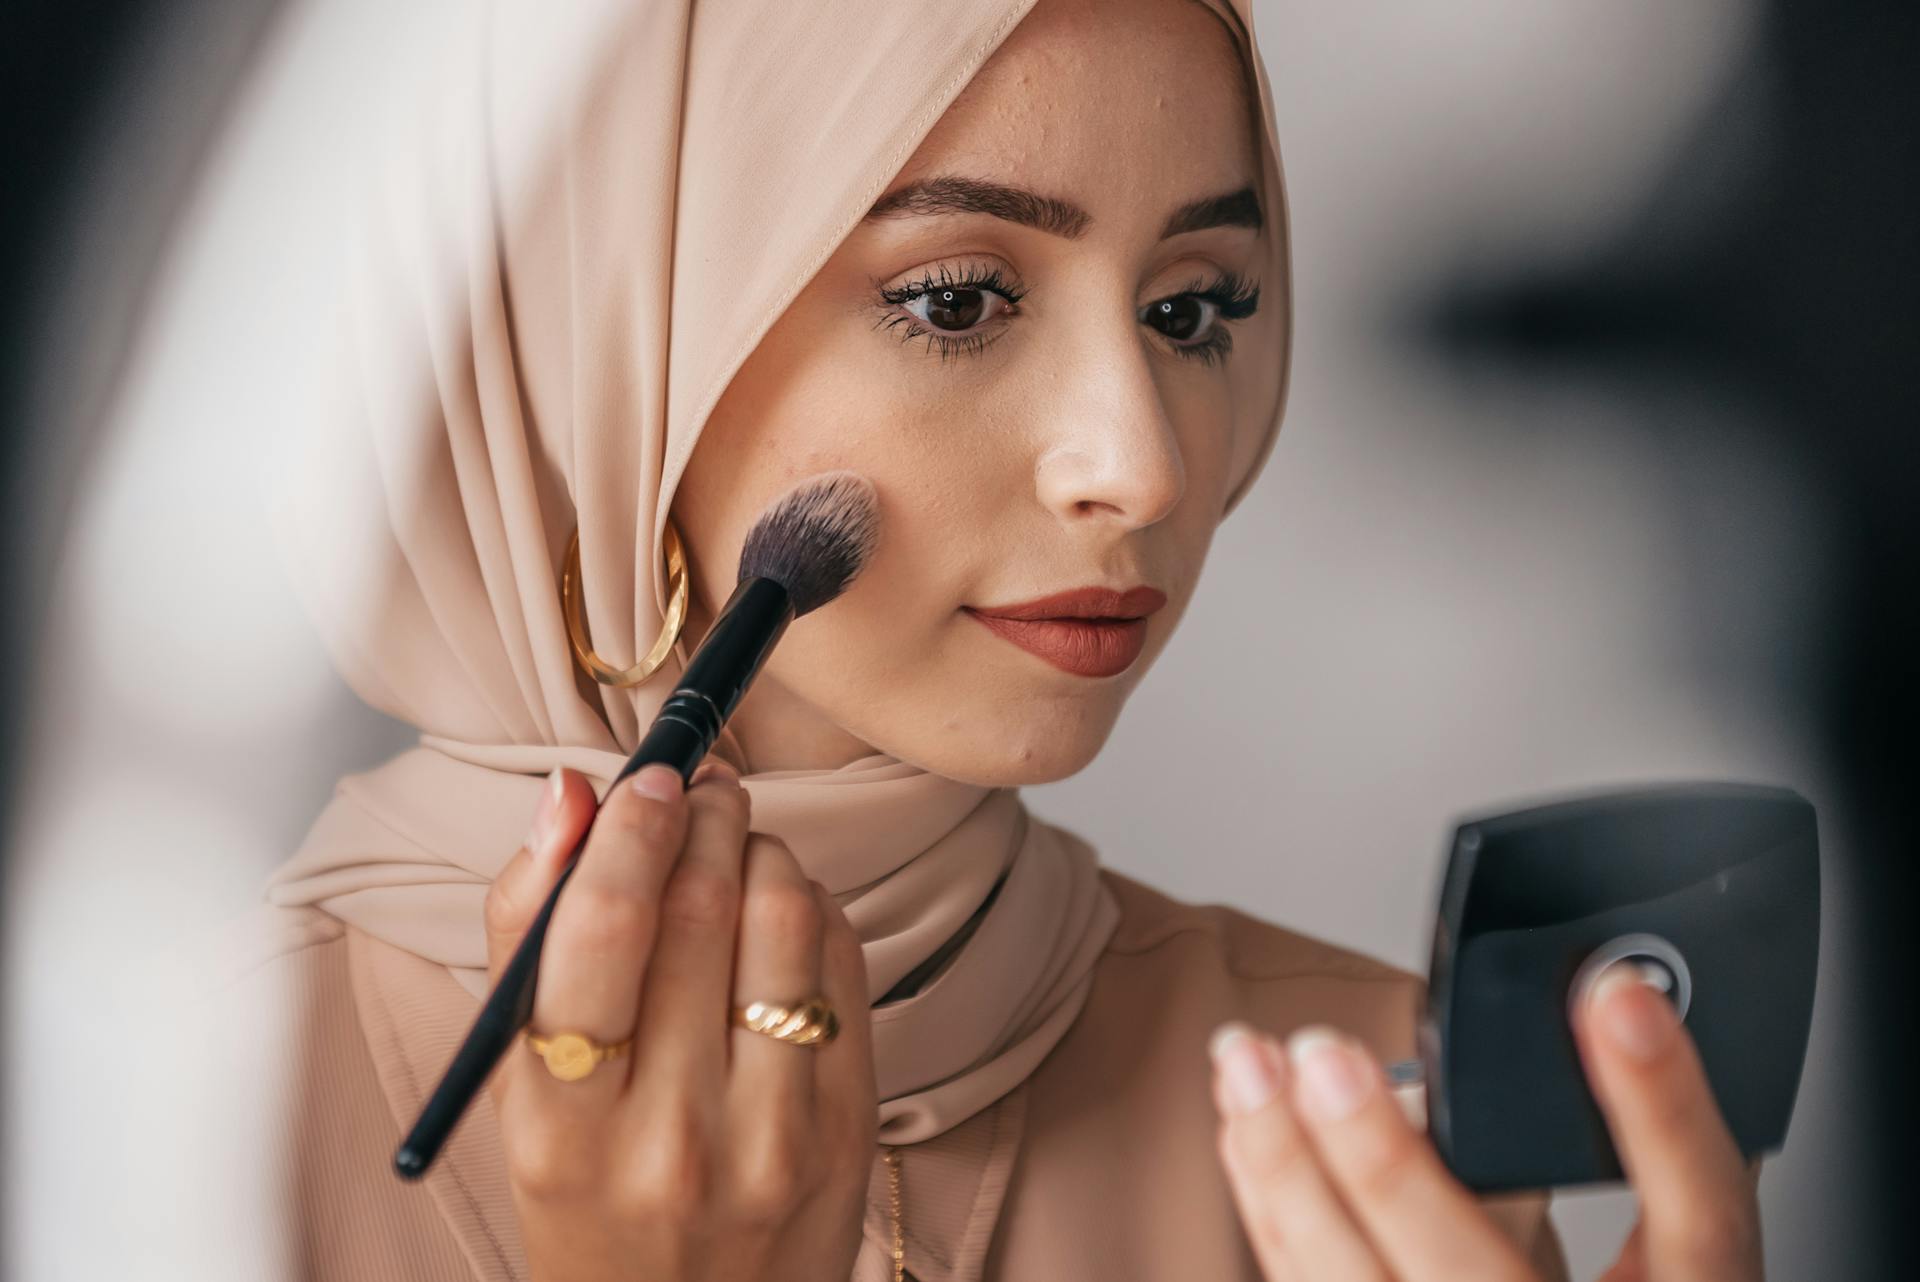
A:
[732, 997, 840, 1046]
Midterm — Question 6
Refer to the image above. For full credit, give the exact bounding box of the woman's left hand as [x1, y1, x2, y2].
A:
[1208, 965, 1764, 1282]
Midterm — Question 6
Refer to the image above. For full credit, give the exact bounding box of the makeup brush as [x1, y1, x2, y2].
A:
[394, 469, 880, 1180]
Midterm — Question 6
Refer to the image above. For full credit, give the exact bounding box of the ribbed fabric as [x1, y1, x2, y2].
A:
[856, 1089, 1026, 1282]
[197, 868, 1568, 1281]
[215, 911, 493, 1282]
[347, 926, 526, 1281]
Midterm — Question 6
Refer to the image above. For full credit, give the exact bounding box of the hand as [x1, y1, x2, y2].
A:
[1208, 965, 1764, 1282]
[481, 760, 877, 1282]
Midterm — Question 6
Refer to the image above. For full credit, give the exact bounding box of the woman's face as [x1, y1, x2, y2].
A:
[673, 0, 1283, 785]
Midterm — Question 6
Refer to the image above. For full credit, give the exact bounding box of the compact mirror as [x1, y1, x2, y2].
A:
[1418, 782, 1820, 1192]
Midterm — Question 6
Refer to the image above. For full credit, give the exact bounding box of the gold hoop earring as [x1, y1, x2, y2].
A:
[561, 518, 690, 687]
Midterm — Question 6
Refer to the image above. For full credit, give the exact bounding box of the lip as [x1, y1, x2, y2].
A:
[967, 585, 1169, 621]
[963, 585, 1167, 678]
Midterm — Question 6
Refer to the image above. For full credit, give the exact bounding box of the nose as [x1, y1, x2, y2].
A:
[1032, 327, 1186, 530]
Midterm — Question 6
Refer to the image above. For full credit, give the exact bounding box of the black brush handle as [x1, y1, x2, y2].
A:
[392, 577, 792, 1180]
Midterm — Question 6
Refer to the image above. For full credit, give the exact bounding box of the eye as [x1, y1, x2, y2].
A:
[869, 264, 1262, 366]
[874, 263, 1027, 363]
[1140, 271, 1262, 368]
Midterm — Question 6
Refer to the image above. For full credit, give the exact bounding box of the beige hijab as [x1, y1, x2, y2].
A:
[260, 0, 1289, 1207]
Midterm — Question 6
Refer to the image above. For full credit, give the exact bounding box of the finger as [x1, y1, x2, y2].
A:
[482, 768, 597, 1114]
[724, 836, 825, 1193]
[1573, 965, 1760, 1280]
[628, 759, 752, 1101]
[483, 768, 592, 990]
[1282, 1025, 1534, 1282]
[1207, 1022, 1389, 1282]
[727, 835, 823, 1097]
[808, 879, 877, 1148]
[525, 762, 688, 1116]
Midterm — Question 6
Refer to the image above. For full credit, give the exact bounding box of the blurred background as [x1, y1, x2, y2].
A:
[2, 0, 1910, 1278]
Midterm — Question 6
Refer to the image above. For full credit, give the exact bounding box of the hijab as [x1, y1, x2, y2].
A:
[257, 0, 1291, 1263]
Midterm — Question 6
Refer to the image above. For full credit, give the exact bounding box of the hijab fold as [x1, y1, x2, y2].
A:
[265, 733, 1120, 1143]
[258, 0, 1290, 1274]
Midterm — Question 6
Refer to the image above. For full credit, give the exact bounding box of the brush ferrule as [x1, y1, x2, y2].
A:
[618, 577, 794, 778]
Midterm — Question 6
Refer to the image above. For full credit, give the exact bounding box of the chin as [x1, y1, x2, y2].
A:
[874, 682, 1130, 788]
[835, 620, 1168, 786]
[897, 732, 1112, 789]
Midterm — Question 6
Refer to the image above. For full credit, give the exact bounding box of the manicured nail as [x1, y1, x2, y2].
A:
[1590, 963, 1676, 1062]
[630, 763, 684, 802]
[1209, 1021, 1282, 1115]
[1289, 1027, 1374, 1122]
[524, 767, 562, 859]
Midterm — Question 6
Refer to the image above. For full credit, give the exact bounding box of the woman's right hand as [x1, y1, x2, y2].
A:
[481, 759, 878, 1282]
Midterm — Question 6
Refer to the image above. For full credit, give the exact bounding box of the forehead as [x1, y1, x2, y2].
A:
[886, 0, 1259, 227]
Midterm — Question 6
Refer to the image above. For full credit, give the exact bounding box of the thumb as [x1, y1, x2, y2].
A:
[482, 767, 595, 990]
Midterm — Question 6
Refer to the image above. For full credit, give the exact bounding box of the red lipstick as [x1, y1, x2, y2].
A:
[963, 585, 1168, 678]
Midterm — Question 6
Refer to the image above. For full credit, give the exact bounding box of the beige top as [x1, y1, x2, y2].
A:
[205, 866, 1566, 1282]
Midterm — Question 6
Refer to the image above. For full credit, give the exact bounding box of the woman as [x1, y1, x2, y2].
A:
[219, 0, 1762, 1278]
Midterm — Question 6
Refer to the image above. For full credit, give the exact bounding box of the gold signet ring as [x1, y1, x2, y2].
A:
[524, 1029, 633, 1082]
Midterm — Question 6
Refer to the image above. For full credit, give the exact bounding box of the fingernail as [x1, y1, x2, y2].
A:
[1289, 1027, 1374, 1122]
[630, 763, 684, 802]
[691, 757, 740, 786]
[1590, 963, 1676, 1061]
[525, 767, 562, 859]
[1209, 1021, 1282, 1115]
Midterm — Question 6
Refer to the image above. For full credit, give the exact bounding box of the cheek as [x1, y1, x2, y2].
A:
[759, 340, 999, 500]
[757, 361, 1020, 603]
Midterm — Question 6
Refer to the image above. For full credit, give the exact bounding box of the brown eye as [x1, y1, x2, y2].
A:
[874, 263, 1029, 359]
[1143, 295, 1219, 345]
[905, 286, 1008, 334]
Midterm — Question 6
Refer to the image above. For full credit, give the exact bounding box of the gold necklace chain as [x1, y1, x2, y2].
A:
[883, 1144, 906, 1282]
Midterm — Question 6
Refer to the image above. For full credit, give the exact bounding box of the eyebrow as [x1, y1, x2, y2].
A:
[862, 175, 1262, 241]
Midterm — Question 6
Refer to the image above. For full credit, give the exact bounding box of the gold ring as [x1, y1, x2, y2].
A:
[731, 997, 840, 1046]
[524, 1028, 633, 1082]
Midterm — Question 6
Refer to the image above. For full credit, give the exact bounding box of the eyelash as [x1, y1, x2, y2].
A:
[872, 264, 1261, 367]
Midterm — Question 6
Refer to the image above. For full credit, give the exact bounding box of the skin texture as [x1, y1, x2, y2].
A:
[671, 0, 1281, 782]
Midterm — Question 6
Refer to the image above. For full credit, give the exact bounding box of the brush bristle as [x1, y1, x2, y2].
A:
[736, 471, 880, 615]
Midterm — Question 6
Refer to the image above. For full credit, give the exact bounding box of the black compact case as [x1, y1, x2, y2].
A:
[1420, 782, 1820, 1192]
